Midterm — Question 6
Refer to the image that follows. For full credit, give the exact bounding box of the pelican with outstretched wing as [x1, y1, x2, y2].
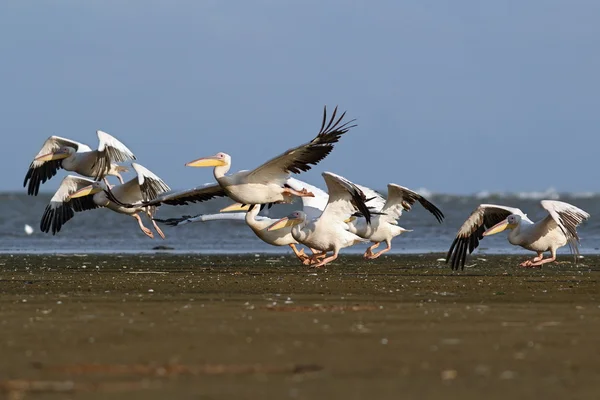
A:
[446, 200, 590, 270]
[24, 130, 136, 195]
[348, 184, 444, 259]
[155, 177, 329, 263]
[41, 163, 170, 238]
[122, 106, 355, 209]
[267, 172, 372, 268]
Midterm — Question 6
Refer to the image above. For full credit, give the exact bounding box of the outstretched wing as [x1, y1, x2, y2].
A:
[319, 172, 372, 224]
[90, 130, 137, 180]
[40, 175, 101, 235]
[24, 136, 83, 196]
[380, 184, 444, 223]
[108, 182, 228, 208]
[131, 163, 171, 203]
[244, 106, 356, 184]
[446, 204, 524, 270]
[355, 184, 386, 212]
[540, 200, 590, 257]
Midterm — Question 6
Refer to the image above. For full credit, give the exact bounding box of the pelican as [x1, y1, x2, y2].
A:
[24, 130, 136, 195]
[267, 172, 372, 268]
[154, 177, 329, 263]
[40, 163, 170, 238]
[347, 184, 445, 259]
[446, 200, 590, 270]
[118, 106, 355, 209]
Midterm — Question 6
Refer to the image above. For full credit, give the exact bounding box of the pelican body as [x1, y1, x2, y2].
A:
[41, 163, 170, 239]
[24, 130, 136, 195]
[447, 200, 590, 270]
[347, 184, 444, 259]
[268, 172, 372, 268]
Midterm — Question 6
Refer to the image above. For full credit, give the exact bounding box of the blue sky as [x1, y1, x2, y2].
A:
[2, 1, 599, 194]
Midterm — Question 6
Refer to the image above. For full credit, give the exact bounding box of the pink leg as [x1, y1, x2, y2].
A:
[528, 249, 557, 268]
[283, 187, 315, 198]
[367, 241, 391, 259]
[133, 214, 154, 238]
[520, 252, 544, 267]
[289, 244, 309, 263]
[312, 250, 339, 268]
[152, 219, 166, 239]
[363, 242, 380, 259]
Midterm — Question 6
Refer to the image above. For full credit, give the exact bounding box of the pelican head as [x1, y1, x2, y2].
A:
[267, 211, 306, 231]
[35, 146, 74, 162]
[483, 214, 521, 236]
[70, 181, 105, 199]
[185, 152, 231, 168]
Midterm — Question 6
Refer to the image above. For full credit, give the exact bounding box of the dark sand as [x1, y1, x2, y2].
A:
[1, 253, 599, 399]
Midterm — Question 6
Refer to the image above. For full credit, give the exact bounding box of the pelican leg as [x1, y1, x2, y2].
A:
[152, 219, 166, 240]
[520, 252, 544, 267]
[282, 187, 315, 198]
[528, 250, 557, 268]
[312, 250, 339, 268]
[366, 241, 391, 260]
[116, 173, 125, 184]
[363, 242, 380, 259]
[303, 251, 326, 265]
[133, 214, 154, 238]
[289, 244, 309, 262]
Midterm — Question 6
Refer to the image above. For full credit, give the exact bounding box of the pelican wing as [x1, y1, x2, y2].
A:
[244, 106, 356, 184]
[540, 200, 590, 255]
[356, 184, 386, 212]
[40, 175, 101, 235]
[24, 136, 85, 196]
[446, 204, 524, 270]
[319, 172, 372, 224]
[131, 163, 171, 203]
[154, 212, 271, 227]
[380, 184, 444, 223]
[143, 183, 228, 207]
[286, 177, 329, 220]
[90, 130, 137, 180]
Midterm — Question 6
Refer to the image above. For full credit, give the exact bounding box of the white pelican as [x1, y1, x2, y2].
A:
[347, 184, 444, 259]
[121, 106, 355, 209]
[267, 172, 372, 268]
[40, 163, 170, 238]
[24, 130, 136, 195]
[446, 200, 590, 270]
[154, 177, 329, 263]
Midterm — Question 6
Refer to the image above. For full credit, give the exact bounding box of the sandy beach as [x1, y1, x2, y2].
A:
[1, 253, 599, 399]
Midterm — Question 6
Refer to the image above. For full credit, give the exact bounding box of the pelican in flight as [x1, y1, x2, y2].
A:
[446, 200, 590, 270]
[119, 106, 355, 209]
[267, 172, 372, 268]
[40, 163, 170, 238]
[347, 184, 445, 259]
[154, 178, 329, 263]
[24, 130, 136, 195]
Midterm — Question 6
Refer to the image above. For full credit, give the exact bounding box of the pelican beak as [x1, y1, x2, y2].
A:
[267, 214, 301, 231]
[70, 185, 102, 199]
[220, 203, 251, 212]
[344, 216, 357, 223]
[483, 219, 510, 236]
[185, 155, 227, 167]
[35, 149, 69, 162]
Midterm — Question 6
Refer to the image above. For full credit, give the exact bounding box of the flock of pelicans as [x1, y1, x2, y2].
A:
[24, 106, 591, 269]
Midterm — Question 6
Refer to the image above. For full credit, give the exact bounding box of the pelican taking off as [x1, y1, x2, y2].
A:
[267, 172, 372, 268]
[126, 106, 355, 208]
[154, 177, 329, 263]
[446, 200, 590, 270]
[24, 130, 136, 195]
[40, 163, 170, 239]
[348, 184, 444, 259]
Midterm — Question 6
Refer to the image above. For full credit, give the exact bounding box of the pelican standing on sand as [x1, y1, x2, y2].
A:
[154, 178, 329, 263]
[348, 184, 445, 259]
[267, 172, 372, 268]
[24, 130, 136, 195]
[40, 163, 170, 238]
[125, 106, 355, 208]
[446, 200, 590, 270]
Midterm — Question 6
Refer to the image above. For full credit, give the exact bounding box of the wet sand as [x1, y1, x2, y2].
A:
[1, 253, 599, 399]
